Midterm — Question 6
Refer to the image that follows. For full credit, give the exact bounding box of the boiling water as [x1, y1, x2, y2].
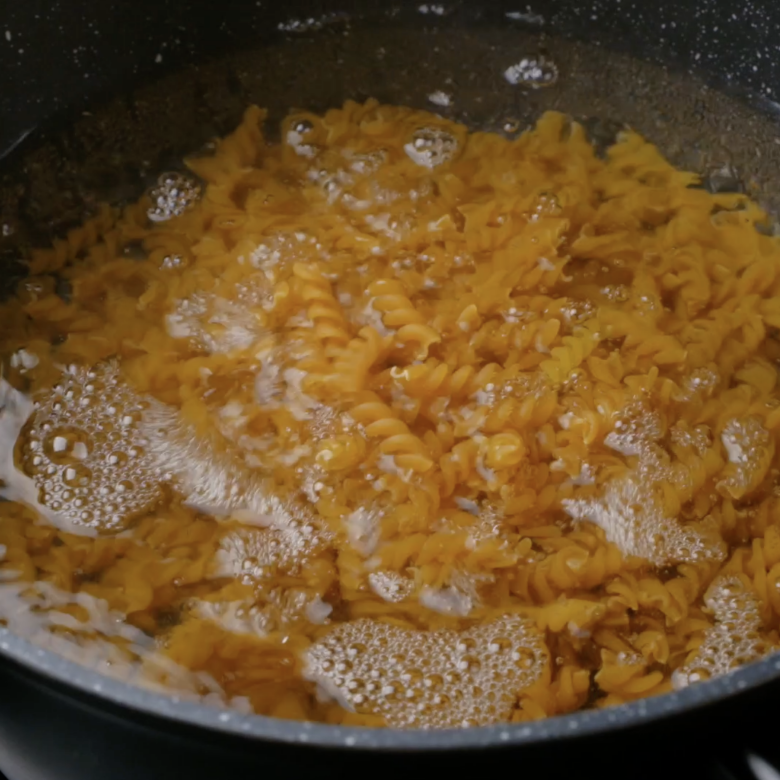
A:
[1, 24, 779, 728]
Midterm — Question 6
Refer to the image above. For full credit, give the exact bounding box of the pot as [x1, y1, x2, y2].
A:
[1, 1, 780, 778]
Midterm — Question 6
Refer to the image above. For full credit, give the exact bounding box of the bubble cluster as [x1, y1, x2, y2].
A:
[147, 172, 201, 223]
[673, 366, 720, 402]
[404, 127, 459, 169]
[564, 474, 724, 566]
[465, 503, 506, 548]
[368, 571, 415, 603]
[308, 165, 355, 203]
[718, 416, 773, 499]
[670, 421, 712, 456]
[276, 12, 347, 33]
[343, 506, 383, 556]
[603, 400, 664, 457]
[0, 378, 42, 513]
[286, 122, 319, 159]
[560, 299, 596, 328]
[303, 148, 395, 210]
[194, 598, 273, 636]
[194, 589, 331, 637]
[344, 148, 387, 177]
[8, 359, 329, 541]
[503, 57, 559, 88]
[672, 576, 767, 689]
[166, 276, 270, 354]
[564, 400, 727, 566]
[19, 363, 165, 533]
[250, 232, 322, 279]
[142, 398, 322, 536]
[303, 615, 546, 728]
[160, 254, 184, 270]
[212, 511, 324, 582]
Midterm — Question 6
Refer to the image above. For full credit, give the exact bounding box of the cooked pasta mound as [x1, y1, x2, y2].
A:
[2, 100, 780, 727]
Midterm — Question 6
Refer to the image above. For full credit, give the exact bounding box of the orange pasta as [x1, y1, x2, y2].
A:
[1, 100, 780, 728]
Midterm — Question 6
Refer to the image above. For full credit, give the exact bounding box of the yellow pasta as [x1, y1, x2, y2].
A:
[2, 99, 780, 728]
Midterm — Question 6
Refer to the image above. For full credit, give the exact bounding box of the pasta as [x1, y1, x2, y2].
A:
[1, 99, 780, 728]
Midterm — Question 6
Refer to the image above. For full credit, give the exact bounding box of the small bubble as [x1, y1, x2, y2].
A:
[504, 56, 559, 88]
[43, 428, 91, 464]
[147, 172, 201, 223]
[293, 119, 313, 134]
[62, 463, 92, 488]
[404, 126, 459, 169]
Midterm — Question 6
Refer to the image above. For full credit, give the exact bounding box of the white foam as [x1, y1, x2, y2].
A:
[147, 172, 201, 223]
[504, 57, 558, 88]
[286, 130, 317, 159]
[672, 576, 766, 689]
[303, 615, 546, 728]
[0, 578, 236, 706]
[404, 127, 459, 169]
[420, 585, 472, 617]
[306, 597, 333, 624]
[10, 349, 39, 371]
[505, 10, 544, 25]
[343, 506, 383, 556]
[564, 400, 726, 566]
[0, 378, 90, 536]
[368, 571, 414, 603]
[428, 90, 452, 107]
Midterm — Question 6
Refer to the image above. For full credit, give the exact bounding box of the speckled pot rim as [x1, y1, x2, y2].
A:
[2, 625, 778, 749]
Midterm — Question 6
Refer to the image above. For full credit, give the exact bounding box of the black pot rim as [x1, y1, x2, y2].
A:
[1, 625, 778, 749]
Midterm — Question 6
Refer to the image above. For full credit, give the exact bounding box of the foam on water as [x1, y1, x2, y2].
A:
[212, 511, 324, 582]
[563, 400, 727, 566]
[564, 474, 724, 566]
[0, 577, 238, 706]
[672, 365, 720, 402]
[303, 615, 546, 728]
[194, 589, 330, 637]
[419, 585, 473, 617]
[147, 172, 201, 223]
[461, 501, 506, 549]
[717, 416, 773, 499]
[2, 361, 332, 561]
[343, 506, 383, 557]
[671, 576, 767, 689]
[5, 365, 166, 534]
[368, 571, 415, 603]
[10, 349, 38, 372]
[194, 599, 274, 636]
[504, 57, 559, 88]
[166, 276, 270, 355]
[0, 378, 49, 521]
[404, 127, 459, 169]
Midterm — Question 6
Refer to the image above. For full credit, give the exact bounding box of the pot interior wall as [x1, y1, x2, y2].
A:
[2, 1, 780, 279]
